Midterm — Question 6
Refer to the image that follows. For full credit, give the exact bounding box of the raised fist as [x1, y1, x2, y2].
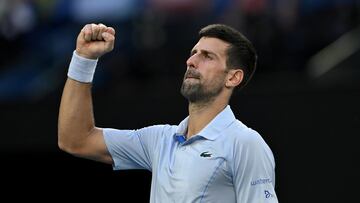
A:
[76, 23, 116, 59]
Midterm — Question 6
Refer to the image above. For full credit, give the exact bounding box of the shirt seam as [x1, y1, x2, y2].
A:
[135, 130, 152, 171]
[199, 159, 225, 203]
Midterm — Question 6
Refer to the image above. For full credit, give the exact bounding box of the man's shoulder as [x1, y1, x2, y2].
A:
[225, 120, 274, 163]
[138, 124, 178, 136]
[225, 120, 265, 145]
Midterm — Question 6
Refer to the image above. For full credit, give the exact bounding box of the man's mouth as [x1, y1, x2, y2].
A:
[184, 68, 200, 80]
[186, 76, 199, 79]
[185, 73, 200, 79]
[185, 76, 200, 81]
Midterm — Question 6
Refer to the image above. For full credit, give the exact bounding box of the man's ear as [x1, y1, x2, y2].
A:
[225, 69, 244, 88]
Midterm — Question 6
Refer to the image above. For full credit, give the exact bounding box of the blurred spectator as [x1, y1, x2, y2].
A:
[273, 0, 298, 31]
[71, 0, 142, 23]
[240, 0, 268, 15]
[150, 0, 209, 14]
[0, 0, 36, 39]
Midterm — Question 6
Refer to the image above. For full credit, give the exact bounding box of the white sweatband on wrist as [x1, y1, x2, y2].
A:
[67, 51, 98, 83]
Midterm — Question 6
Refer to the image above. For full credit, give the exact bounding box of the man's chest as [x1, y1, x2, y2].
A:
[154, 142, 233, 195]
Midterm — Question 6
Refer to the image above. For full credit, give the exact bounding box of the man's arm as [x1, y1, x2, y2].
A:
[233, 131, 278, 203]
[58, 23, 115, 164]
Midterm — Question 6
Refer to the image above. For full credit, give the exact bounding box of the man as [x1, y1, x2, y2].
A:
[58, 23, 278, 202]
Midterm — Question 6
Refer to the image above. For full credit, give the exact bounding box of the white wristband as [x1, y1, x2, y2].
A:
[67, 51, 98, 83]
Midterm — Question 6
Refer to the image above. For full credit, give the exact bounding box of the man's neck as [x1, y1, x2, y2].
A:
[186, 97, 228, 139]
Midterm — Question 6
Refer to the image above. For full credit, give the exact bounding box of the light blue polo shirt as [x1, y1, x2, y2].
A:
[103, 105, 278, 203]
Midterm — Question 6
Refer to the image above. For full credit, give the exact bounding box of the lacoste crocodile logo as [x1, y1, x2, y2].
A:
[200, 151, 212, 157]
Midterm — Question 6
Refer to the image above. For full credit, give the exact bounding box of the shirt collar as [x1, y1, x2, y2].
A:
[175, 105, 236, 141]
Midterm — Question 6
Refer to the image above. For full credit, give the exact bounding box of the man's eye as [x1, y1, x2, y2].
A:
[204, 54, 212, 59]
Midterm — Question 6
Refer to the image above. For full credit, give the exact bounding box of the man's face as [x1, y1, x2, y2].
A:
[181, 37, 229, 103]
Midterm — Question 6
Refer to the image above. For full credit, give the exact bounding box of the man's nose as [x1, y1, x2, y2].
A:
[186, 54, 198, 69]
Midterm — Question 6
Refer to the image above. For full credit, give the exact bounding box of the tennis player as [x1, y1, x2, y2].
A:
[58, 23, 278, 203]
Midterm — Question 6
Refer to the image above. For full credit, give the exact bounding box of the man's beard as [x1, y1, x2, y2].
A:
[180, 69, 224, 104]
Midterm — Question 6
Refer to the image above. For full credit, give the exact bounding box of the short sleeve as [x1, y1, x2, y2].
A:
[103, 125, 171, 171]
[233, 130, 278, 203]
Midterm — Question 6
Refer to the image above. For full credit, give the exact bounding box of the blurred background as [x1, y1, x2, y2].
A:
[1, 0, 360, 202]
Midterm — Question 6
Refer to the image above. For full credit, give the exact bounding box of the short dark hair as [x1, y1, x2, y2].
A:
[199, 24, 257, 89]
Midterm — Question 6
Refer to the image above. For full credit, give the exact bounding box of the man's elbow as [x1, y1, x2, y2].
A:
[58, 138, 70, 153]
[58, 141, 87, 159]
[58, 138, 73, 154]
[57, 133, 82, 156]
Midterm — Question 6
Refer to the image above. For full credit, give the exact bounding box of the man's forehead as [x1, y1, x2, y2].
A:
[192, 37, 229, 55]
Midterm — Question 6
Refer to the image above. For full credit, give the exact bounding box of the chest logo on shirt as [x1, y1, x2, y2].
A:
[200, 151, 212, 157]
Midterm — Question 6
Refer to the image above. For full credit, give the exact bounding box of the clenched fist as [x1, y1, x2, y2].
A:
[76, 23, 115, 59]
